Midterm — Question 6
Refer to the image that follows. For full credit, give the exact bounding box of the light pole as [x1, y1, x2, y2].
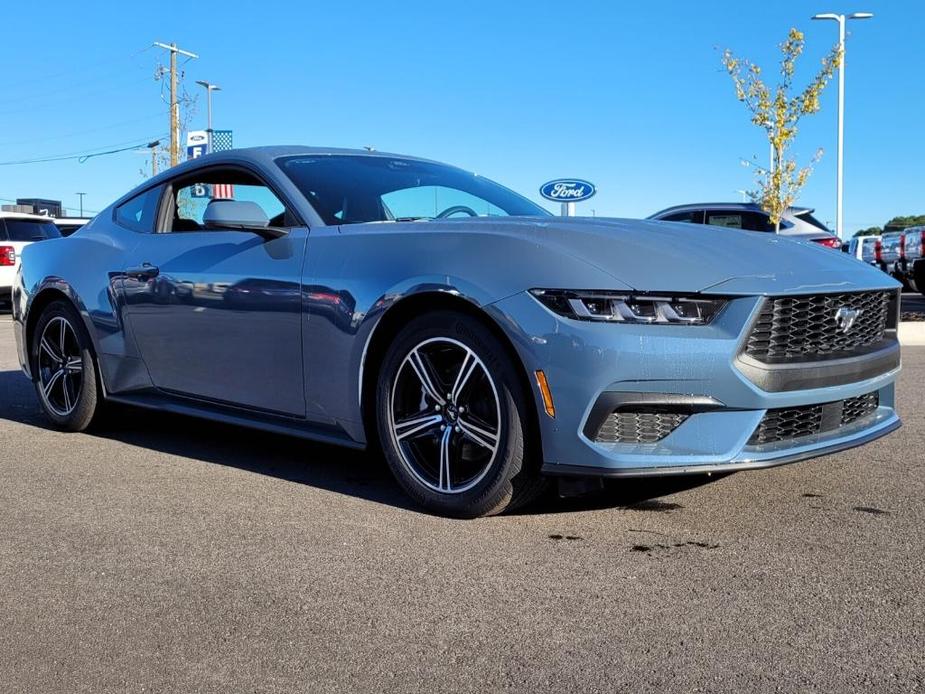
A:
[811, 11, 873, 239]
[75, 192, 86, 217]
[195, 80, 221, 151]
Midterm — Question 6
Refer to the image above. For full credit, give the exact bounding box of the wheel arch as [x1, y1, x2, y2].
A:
[25, 286, 100, 381]
[359, 291, 543, 461]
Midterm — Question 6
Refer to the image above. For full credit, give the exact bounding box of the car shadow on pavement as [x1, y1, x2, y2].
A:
[0, 368, 722, 516]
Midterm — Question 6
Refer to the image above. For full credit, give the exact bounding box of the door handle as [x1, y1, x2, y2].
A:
[126, 263, 160, 281]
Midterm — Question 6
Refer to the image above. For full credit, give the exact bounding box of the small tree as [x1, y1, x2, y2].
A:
[722, 28, 841, 230]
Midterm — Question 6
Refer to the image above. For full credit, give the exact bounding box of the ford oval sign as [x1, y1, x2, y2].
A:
[540, 179, 596, 203]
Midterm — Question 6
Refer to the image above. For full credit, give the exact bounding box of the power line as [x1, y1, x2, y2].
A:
[0, 45, 155, 93]
[0, 74, 155, 116]
[0, 111, 169, 148]
[0, 136, 165, 166]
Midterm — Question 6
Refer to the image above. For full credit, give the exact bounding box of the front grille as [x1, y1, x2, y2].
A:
[748, 391, 880, 446]
[745, 291, 892, 362]
[594, 410, 688, 444]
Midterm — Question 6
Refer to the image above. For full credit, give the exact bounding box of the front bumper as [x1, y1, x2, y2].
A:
[489, 291, 901, 477]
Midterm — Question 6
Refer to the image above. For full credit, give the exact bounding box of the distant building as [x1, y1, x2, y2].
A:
[0, 204, 36, 214]
[16, 198, 63, 217]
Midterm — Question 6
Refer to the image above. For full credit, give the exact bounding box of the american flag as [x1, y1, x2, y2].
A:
[212, 183, 234, 200]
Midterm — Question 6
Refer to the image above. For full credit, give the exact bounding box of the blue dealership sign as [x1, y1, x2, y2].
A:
[540, 179, 596, 203]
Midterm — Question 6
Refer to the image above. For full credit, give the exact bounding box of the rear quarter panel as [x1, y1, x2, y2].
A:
[18, 217, 141, 371]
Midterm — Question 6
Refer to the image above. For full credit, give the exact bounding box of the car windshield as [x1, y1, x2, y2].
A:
[278, 154, 549, 225]
[4, 218, 62, 241]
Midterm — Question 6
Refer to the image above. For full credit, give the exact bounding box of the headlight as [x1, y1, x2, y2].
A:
[529, 289, 727, 325]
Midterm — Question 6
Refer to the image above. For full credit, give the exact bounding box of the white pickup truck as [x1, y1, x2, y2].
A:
[0, 212, 62, 307]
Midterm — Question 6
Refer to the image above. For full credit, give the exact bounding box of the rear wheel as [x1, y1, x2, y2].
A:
[376, 311, 545, 518]
[31, 300, 100, 431]
[913, 266, 925, 297]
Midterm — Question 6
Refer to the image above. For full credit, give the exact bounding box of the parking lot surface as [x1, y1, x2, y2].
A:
[1, 310, 923, 693]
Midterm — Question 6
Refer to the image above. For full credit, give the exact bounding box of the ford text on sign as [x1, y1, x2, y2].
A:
[539, 179, 596, 202]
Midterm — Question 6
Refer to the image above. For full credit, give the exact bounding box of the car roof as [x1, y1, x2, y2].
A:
[648, 202, 813, 218]
[0, 211, 57, 221]
[110, 145, 476, 211]
[239, 145, 444, 163]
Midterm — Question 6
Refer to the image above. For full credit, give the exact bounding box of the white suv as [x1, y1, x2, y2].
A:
[0, 212, 61, 307]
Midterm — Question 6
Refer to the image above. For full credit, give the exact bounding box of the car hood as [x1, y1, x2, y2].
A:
[443, 216, 897, 295]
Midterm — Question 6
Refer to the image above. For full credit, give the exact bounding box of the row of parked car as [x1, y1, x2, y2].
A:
[846, 228, 925, 296]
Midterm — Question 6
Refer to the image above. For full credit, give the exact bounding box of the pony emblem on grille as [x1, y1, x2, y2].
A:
[834, 306, 863, 334]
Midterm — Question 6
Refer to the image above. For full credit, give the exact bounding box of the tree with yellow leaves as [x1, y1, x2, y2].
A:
[722, 28, 842, 231]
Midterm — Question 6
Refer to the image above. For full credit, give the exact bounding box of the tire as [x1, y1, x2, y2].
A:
[31, 300, 101, 431]
[893, 270, 911, 292]
[913, 267, 925, 297]
[376, 311, 544, 518]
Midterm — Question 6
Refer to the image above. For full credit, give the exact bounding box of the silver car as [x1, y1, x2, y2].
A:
[648, 202, 841, 248]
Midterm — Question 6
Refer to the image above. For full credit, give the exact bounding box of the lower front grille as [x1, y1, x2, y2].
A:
[594, 410, 688, 444]
[840, 391, 880, 425]
[748, 391, 880, 446]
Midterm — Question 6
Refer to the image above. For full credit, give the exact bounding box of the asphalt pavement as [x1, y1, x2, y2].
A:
[0, 310, 923, 693]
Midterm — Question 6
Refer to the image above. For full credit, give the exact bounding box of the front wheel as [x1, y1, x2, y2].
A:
[376, 311, 545, 518]
[31, 300, 101, 431]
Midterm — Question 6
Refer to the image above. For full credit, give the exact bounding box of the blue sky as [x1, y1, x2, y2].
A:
[1, 0, 920, 234]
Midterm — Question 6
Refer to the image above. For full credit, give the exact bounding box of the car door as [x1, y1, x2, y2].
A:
[120, 165, 308, 416]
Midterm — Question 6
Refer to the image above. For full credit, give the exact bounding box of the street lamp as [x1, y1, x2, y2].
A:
[811, 11, 874, 239]
[195, 80, 222, 150]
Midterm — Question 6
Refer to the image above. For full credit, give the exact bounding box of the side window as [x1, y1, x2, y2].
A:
[168, 171, 288, 232]
[705, 211, 743, 229]
[661, 210, 704, 224]
[706, 210, 775, 232]
[4, 219, 61, 241]
[115, 186, 162, 233]
[740, 212, 774, 232]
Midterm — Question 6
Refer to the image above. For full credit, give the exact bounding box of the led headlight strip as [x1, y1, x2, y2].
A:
[529, 289, 727, 325]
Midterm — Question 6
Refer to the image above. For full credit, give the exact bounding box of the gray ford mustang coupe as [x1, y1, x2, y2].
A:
[12, 146, 901, 517]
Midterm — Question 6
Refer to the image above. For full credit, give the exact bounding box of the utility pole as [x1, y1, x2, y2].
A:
[75, 193, 86, 217]
[153, 42, 198, 167]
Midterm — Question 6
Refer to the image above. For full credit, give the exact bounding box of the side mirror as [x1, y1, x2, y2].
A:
[202, 200, 285, 239]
